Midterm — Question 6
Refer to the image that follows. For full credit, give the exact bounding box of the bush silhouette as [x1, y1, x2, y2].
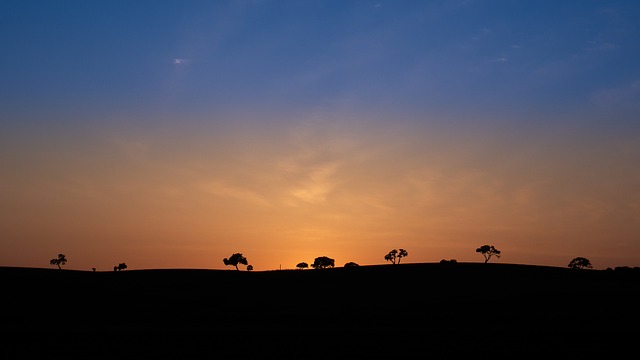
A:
[344, 262, 359, 268]
[223, 253, 249, 271]
[49, 254, 67, 270]
[311, 256, 335, 269]
[568, 257, 592, 270]
[114, 263, 127, 271]
[476, 245, 501, 263]
[296, 262, 309, 270]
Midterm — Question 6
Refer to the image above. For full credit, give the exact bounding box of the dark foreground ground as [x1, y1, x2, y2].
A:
[1, 262, 639, 359]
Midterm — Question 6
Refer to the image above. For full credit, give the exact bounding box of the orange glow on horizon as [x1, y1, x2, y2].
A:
[2, 113, 639, 271]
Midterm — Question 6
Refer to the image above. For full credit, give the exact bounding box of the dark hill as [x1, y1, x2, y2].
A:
[1, 263, 638, 359]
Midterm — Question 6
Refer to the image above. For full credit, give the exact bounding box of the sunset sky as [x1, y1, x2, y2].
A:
[1, 0, 639, 271]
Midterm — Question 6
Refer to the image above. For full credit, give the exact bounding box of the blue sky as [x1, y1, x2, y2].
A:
[1, 1, 640, 270]
[3, 0, 639, 118]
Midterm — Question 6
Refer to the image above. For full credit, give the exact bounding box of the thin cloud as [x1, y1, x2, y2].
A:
[289, 162, 340, 205]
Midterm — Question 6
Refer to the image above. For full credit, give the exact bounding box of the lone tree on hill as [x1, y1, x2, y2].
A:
[114, 263, 127, 271]
[385, 249, 408, 264]
[311, 256, 335, 269]
[568, 257, 593, 270]
[223, 253, 248, 271]
[50, 254, 67, 270]
[476, 245, 501, 263]
[296, 262, 309, 270]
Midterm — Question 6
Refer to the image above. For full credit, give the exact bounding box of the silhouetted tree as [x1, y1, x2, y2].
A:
[311, 256, 335, 269]
[247, 265, 253, 271]
[568, 257, 592, 270]
[385, 249, 398, 264]
[344, 262, 359, 268]
[476, 245, 501, 263]
[296, 262, 309, 270]
[92, 267, 96, 272]
[223, 253, 248, 271]
[397, 249, 408, 264]
[114, 263, 127, 271]
[385, 249, 408, 264]
[49, 254, 67, 270]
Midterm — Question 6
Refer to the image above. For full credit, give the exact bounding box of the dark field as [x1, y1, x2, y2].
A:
[2, 262, 639, 359]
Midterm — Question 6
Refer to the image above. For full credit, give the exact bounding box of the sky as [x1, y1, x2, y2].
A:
[1, 0, 640, 271]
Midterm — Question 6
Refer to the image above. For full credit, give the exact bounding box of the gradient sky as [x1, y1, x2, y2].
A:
[1, 0, 639, 271]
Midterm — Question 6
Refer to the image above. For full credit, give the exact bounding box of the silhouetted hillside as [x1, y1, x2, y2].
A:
[1, 263, 638, 358]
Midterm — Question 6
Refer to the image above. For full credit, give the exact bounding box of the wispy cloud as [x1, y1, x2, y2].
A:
[288, 162, 340, 205]
[275, 129, 347, 206]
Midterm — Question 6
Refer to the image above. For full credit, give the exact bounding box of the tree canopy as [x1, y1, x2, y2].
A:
[568, 257, 593, 270]
[223, 253, 249, 271]
[384, 249, 408, 264]
[49, 254, 67, 270]
[476, 245, 501, 263]
[311, 256, 335, 269]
